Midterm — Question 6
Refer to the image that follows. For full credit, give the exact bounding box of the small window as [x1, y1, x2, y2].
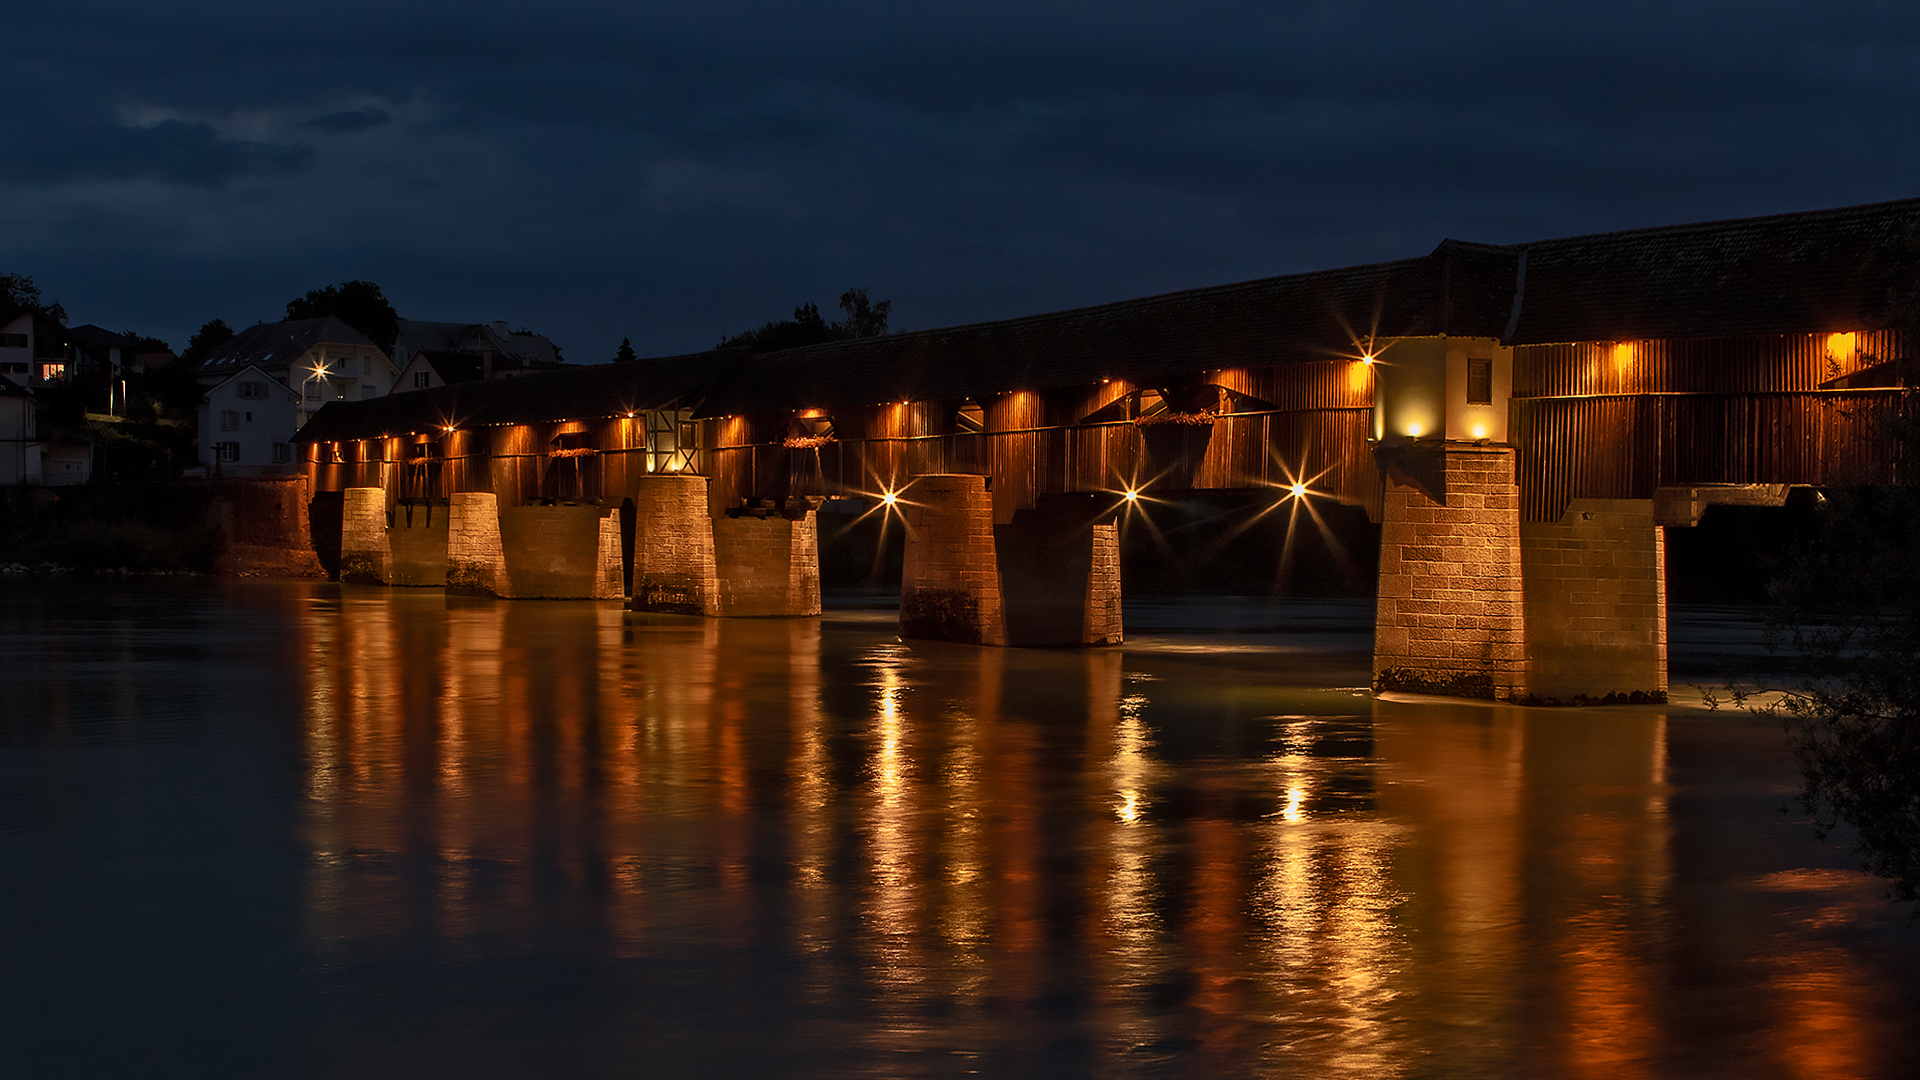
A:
[220, 409, 240, 432]
[1466, 359, 1493, 405]
[238, 380, 267, 400]
[0, 333, 26, 348]
[215, 442, 240, 462]
[414, 371, 430, 388]
[244, 412, 252, 423]
[272, 442, 293, 464]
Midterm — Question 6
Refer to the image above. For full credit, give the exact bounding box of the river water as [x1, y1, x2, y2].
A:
[1, 580, 1914, 1078]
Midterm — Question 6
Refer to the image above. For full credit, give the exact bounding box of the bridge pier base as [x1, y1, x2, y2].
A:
[1373, 445, 1670, 703]
[447, 492, 510, 596]
[498, 503, 624, 599]
[388, 500, 449, 586]
[714, 500, 822, 617]
[900, 474, 1006, 645]
[1519, 499, 1667, 703]
[995, 495, 1123, 646]
[1373, 444, 1527, 700]
[630, 475, 720, 615]
[339, 487, 392, 585]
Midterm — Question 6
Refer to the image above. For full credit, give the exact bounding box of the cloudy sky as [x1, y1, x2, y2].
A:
[8, 1, 1920, 361]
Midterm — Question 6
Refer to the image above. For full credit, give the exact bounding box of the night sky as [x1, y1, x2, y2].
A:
[9, 1, 1920, 361]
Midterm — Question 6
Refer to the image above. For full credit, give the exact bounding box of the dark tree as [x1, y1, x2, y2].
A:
[0, 272, 66, 323]
[717, 287, 892, 352]
[615, 338, 638, 363]
[180, 318, 235, 366]
[1769, 400, 1920, 907]
[285, 280, 399, 349]
[835, 287, 890, 338]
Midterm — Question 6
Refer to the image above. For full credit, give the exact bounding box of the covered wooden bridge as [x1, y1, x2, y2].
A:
[295, 197, 1920, 703]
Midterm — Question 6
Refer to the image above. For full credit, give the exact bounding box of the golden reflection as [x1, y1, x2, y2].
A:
[279, 589, 1907, 1075]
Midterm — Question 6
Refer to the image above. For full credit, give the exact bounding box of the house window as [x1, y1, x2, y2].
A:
[220, 409, 240, 431]
[305, 381, 320, 400]
[414, 371, 430, 388]
[333, 379, 348, 399]
[215, 442, 240, 462]
[1467, 359, 1493, 405]
[0, 333, 26, 348]
[238, 380, 268, 400]
[38, 363, 65, 381]
[272, 442, 293, 464]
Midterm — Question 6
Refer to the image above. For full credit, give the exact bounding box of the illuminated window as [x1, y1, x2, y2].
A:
[1466, 359, 1493, 405]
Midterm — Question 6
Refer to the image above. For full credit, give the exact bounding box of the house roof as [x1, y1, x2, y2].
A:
[410, 349, 486, 385]
[67, 324, 141, 355]
[294, 195, 1920, 441]
[0, 373, 31, 398]
[205, 363, 303, 401]
[199, 317, 379, 379]
[392, 320, 563, 366]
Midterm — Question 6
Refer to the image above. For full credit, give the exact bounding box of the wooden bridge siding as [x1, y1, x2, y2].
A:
[1514, 331, 1905, 398]
[1512, 391, 1908, 522]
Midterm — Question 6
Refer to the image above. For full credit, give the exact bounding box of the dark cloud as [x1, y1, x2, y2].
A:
[296, 108, 393, 135]
[5, 0, 1920, 358]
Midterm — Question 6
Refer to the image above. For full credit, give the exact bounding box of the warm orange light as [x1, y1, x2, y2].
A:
[443, 424, 455, 433]
[1471, 423, 1488, 439]
[1361, 353, 1374, 365]
[1827, 331, 1858, 364]
[1289, 482, 1307, 498]
[1611, 342, 1634, 371]
[880, 490, 898, 507]
[1347, 360, 1370, 394]
[1123, 489, 1139, 502]
[1405, 422, 1423, 438]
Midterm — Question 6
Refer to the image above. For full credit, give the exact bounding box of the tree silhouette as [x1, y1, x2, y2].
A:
[285, 280, 399, 349]
[181, 319, 234, 365]
[718, 287, 892, 352]
[0, 272, 66, 323]
[615, 337, 638, 363]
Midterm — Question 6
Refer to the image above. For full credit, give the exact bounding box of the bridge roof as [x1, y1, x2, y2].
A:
[1508, 196, 1920, 344]
[294, 195, 1920, 441]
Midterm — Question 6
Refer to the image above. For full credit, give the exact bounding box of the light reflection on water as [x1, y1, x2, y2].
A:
[2, 580, 1916, 1078]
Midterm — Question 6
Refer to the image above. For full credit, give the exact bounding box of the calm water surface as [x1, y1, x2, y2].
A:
[1, 580, 1914, 1078]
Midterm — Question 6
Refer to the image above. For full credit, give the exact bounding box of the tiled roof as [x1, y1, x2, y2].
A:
[295, 196, 1920, 440]
[199, 317, 378, 378]
[392, 320, 562, 367]
[296, 350, 741, 441]
[1507, 196, 1920, 344]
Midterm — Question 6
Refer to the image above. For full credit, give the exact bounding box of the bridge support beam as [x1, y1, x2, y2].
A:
[631, 474, 719, 615]
[995, 495, 1123, 646]
[1373, 444, 1527, 700]
[339, 486, 392, 584]
[447, 492, 510, 596]
[1520, 499, 1666, 703]
[900, 474, 1007, 645]
[714, 500, 822, 617]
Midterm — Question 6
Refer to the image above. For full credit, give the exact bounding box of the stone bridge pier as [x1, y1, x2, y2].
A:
[898, 475, 1122, 648]
[1372, 444, 1667, 704]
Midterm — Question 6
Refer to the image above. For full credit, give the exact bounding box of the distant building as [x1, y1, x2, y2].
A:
[388, 319, 566, 394]
[196, 364, 304, 476]
[0, 308, 73, 384]
[66, 324, 175, 379]
[194, 316, 397, 471]
[0, 374, 91, 486]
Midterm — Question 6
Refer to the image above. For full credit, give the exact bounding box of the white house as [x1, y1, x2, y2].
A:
[388, 319, 565, 394]
[195, 317, 397, 470]
[0, 308, 73, 384]
[0, 374, 91, 486]
[196, 364, 304, 476]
